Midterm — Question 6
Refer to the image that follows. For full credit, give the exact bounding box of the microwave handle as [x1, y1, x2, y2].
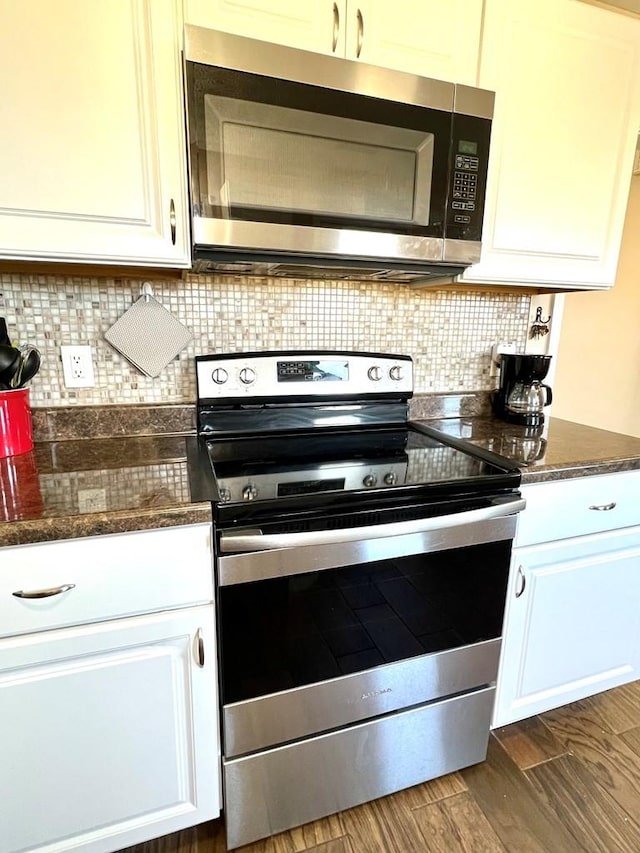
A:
[219, 497, 526, 553]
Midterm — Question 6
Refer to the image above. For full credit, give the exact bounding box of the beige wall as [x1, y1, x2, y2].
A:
[552, 178, 640, 437]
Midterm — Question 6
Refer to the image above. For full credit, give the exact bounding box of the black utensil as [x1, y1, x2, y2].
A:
[0, 318, 11, 348]
[16, 347, 41, 388]
[0, 345, 21, 387]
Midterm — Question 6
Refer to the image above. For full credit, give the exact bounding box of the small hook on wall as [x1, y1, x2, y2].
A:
[529, 305, 551, 340]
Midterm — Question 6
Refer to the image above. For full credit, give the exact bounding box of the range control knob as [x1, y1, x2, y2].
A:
[211, 367, 228, 385]
[239, 367, 256, 385]
[384, 472, 397, 486]
[367, 365, 382, 381]
[242, 484, 258, 501]
[219, 487, 232, 503]
[389, 365, 404, 381]
[362, 474, 378, 488]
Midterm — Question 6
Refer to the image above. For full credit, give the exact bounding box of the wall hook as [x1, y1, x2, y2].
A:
[529, 305, 551, 339]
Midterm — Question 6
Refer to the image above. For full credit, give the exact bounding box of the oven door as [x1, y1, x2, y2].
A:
[217, 498, 523, 758]
[184, 27, 489, 268]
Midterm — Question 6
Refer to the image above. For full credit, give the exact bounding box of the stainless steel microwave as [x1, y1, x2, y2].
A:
[184, 26, 494, 283]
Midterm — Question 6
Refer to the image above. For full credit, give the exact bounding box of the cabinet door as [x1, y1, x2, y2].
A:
[0, 607, 220, 853]
[0, 0, 189, 266]
[493, 527, 640, 728]
[345, 0, 482, 85]
[184, 0, 347, 56]
[462, 0, 640, 289]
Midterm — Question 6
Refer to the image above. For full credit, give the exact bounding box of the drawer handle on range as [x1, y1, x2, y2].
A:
[332, 2, 340, 52]
[589, 502, 617, 511]
[515, 566, 526, 598]
[195, 628, 205, 667]
[12, 583, 76, 600]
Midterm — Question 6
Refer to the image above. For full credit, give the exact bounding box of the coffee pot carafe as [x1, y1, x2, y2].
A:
[494, 354, 553, 426]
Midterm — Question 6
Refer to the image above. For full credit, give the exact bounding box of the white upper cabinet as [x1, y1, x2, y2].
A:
[344, 0, 482, 85]
[0, 0, 189, 267]
[184, 0, 483, 84]
[462, 0, 640, 289]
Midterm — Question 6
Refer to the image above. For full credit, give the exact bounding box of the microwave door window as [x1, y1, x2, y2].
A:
[204, 95, 434, 229]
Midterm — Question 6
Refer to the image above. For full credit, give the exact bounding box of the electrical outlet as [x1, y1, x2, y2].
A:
[78, 488, 107, 513]
[61, 345, 95, 388]
[489, 342, 518, 378]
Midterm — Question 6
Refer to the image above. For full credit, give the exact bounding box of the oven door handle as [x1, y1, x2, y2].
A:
[219, 497, 526, 553]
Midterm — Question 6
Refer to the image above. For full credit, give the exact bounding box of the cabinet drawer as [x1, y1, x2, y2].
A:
[0, 524, 214, 638]
[517, 471, 640, 546]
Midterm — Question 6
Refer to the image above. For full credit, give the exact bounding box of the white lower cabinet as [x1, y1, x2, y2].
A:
[494, 520, 640, 728]
[0, 525, 220, 853]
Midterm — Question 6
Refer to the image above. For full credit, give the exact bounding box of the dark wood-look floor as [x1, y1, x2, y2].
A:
[119, 681, 640, 853]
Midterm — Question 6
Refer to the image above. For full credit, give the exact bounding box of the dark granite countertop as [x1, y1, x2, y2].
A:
[425, 416, 640, 483]
[0, 433, 211, 547]
[2, 410, 639, 547]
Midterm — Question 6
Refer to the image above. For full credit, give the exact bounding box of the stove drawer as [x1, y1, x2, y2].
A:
[224, 684, 495, 850]
[0, 524, 214, 638]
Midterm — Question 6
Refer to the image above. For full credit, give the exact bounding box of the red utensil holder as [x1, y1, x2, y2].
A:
[0, 388, 34, 458]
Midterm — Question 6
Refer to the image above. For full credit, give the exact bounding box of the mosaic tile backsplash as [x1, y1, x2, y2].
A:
[0, 273, 531, 407]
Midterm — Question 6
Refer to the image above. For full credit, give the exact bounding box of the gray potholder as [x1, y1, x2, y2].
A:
[104, 290, 193, 378]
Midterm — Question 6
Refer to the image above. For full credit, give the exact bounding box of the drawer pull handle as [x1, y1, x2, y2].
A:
[515, 565, 526, 598]
[195, 628, 205, 667]
[12, 583, 76, 600]
[589, 502, 617, 511]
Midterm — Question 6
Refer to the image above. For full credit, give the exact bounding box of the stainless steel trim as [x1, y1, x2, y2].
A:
[193, 217, 445, 263]
[444, 238, 482, 264]
[12, 583, 76, 600]
[332, 2, 339, 53]
[454, 84, 495, 120]
[356, 8, 364, 58]
[589, 502, 617, 511]
[185, 25, 455, 113]
[218, 511, 521, 586]
[224, 639, 501, 757]
[223, 685, 495, 849]
[220, 499, 525, 552]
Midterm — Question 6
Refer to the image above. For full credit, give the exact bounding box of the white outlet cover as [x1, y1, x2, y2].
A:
[61, 345, 95, 388]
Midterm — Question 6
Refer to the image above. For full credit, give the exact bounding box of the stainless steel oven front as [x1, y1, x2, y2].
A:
[216, 499, 521, 849]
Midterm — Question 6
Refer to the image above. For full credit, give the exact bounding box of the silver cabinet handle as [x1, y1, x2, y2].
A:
[169, 198, 176, 245]
[332, 2, 340, 52]
[195, 628, 205, 667]
[12, 583, 76, 600]
[589, 502, 617, 511]
[356, 8, 364, 58]
[515, 566, 526, 598]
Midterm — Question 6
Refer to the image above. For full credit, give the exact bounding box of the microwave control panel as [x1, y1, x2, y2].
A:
[445, 113, 491, 242]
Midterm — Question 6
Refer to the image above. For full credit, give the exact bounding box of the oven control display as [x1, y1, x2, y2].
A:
[277, 360, 349, 382]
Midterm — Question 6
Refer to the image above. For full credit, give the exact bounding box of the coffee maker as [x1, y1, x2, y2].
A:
[494, 354, 553, 426]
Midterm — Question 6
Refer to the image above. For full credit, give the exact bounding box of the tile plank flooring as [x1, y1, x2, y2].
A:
[119, 681, 640, 853]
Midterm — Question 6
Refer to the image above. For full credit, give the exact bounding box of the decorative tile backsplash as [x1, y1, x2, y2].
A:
[0, 272, 531, 407]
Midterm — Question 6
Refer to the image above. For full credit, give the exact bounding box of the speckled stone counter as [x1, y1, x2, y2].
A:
[2, 401, 640, 547]
[426, 416, 640, 483]
[0, 433, 210, 547]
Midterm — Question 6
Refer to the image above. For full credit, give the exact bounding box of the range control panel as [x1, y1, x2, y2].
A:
[196, 351, 413, 401]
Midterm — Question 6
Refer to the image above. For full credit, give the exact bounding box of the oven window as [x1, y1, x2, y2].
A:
[187, 64, 451, 238]
[218, 540, 511, 704]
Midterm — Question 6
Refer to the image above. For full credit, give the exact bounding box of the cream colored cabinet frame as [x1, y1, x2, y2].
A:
[462, 0, 640, 290]
[0, 0, 189, 266]
[0, 606, 220, 853]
